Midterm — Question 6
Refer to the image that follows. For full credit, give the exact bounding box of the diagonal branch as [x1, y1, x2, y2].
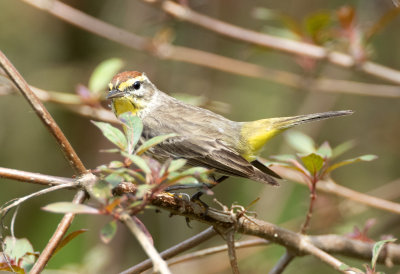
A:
[121, 226, 217, 274]
[18, 0, 400, 98]
[120, 213, 171, 274]
[0, 51, 91, 273]
[0, 167, 75, 186]
[149, 0, 400, 85]
[0, 51, 87, 175]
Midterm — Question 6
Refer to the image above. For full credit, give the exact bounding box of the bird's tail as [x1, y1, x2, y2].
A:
[240, 110, 353, 161]
[268, 110, 353, 130]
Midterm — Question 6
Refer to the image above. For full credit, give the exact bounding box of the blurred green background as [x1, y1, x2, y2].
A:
[1, 0, 399, 273]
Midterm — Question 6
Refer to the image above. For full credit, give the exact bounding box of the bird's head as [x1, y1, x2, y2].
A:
[107, 71, 157, 116]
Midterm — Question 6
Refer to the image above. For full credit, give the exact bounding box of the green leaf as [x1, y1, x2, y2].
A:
[136, 184, 153, 198]
[136, 133, 177, 155]
[4, 236, 35, 269]
[371, 238, 396, 269]
[269, 154, 297, 163]
[119, 112, 143, 154]
[90, 180, 113, 202]
[100, 148, 121, 153]
[300, 153, 324, 175]
[92, 121, 127, 150]
[304, 11, 332, 42]
[109, 161, 125, 168]
[100, 220, 117, 244]
[105, 173, 124, 187]
[316, 141, 332, 158]
[167, 167, 210, 186]
[285, 131, 315, 154]
[326, 154, 378, 174]
[42, 202, 100, 214]
[332, 140, 355, 159]
[168, 159, 187, 173]
[54, 229, 88, 255]
[181, 166, 209, 176]
[123, 153, 151, 174]
[88, 58, 124, 94]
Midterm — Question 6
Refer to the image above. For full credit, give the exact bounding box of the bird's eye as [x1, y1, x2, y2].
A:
[133, 81, 141, 90]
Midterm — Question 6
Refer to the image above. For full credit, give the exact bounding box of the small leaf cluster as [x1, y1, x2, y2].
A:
[0, 236, 36, 273]
[92, 112, 211, 197]
[269, 131, 377, 189]
[340, 238, 397, 274]
[43, 112, 211, 244]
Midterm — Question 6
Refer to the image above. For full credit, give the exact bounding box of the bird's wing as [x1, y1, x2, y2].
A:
[152, 136, 279, 185]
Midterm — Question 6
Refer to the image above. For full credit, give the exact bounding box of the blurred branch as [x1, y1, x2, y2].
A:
[269, 251, 295, 274]
[0, 183, 76, 214]
[0, 166, 74, 186]
[18, 0, 400, 98]
[122, 227, 218, 274]
[148, 0, 400, 85]
[166, 239, 270, 267]
[119, 213, 171, 274]
[271, 165, 400, 215]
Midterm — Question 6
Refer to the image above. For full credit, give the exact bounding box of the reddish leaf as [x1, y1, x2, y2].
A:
[54, 229, 88, 254]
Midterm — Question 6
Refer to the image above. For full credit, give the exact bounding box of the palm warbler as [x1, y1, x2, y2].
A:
[107, 71, 352, 185]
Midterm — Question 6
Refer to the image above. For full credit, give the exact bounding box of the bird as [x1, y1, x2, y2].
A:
[107, 71, 353, 186]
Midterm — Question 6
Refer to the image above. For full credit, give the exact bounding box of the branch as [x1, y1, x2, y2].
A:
[150, 0, 400, 85]
[30, 190, 87, 273]
[119, 213, 171, 274]
[0, 166, 74, 186]
[167, 239, 269, 268]
[2, 167, 400, 269]
[271, 165, 400, 215]
[226, 228, 240, 274]
[122, 227, 217, 274]
[0, 52, 92, 272]
[150, 193, 400, 266]
[0, 51, 87, 175]
[18, 0, 400, 98]
[269, 251, 295, 274]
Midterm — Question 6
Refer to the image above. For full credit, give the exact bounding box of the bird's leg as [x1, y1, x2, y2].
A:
[191, 175, 229, 201]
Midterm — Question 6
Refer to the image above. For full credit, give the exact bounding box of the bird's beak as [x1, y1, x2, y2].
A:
[107, 89, 124, 99]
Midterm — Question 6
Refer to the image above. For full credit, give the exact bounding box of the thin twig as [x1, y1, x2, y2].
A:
[300, 182, 317, 234]
[151, 0, 400, 85]
[122, 226, 217, 274]
[119, 212, 171, 274]
[0, 183, 76, 214]
[167, 239, 270, 267]
[299, 239, 356, 273]
[269, 251, 295, 274]
[270, 165, 400, 215]
[30, 190, 87, 273]
[226, 229, 240, 274]
[0, 51, 87, 175]
[0, 166, 75, 186]
[18, 0, 400, 98]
